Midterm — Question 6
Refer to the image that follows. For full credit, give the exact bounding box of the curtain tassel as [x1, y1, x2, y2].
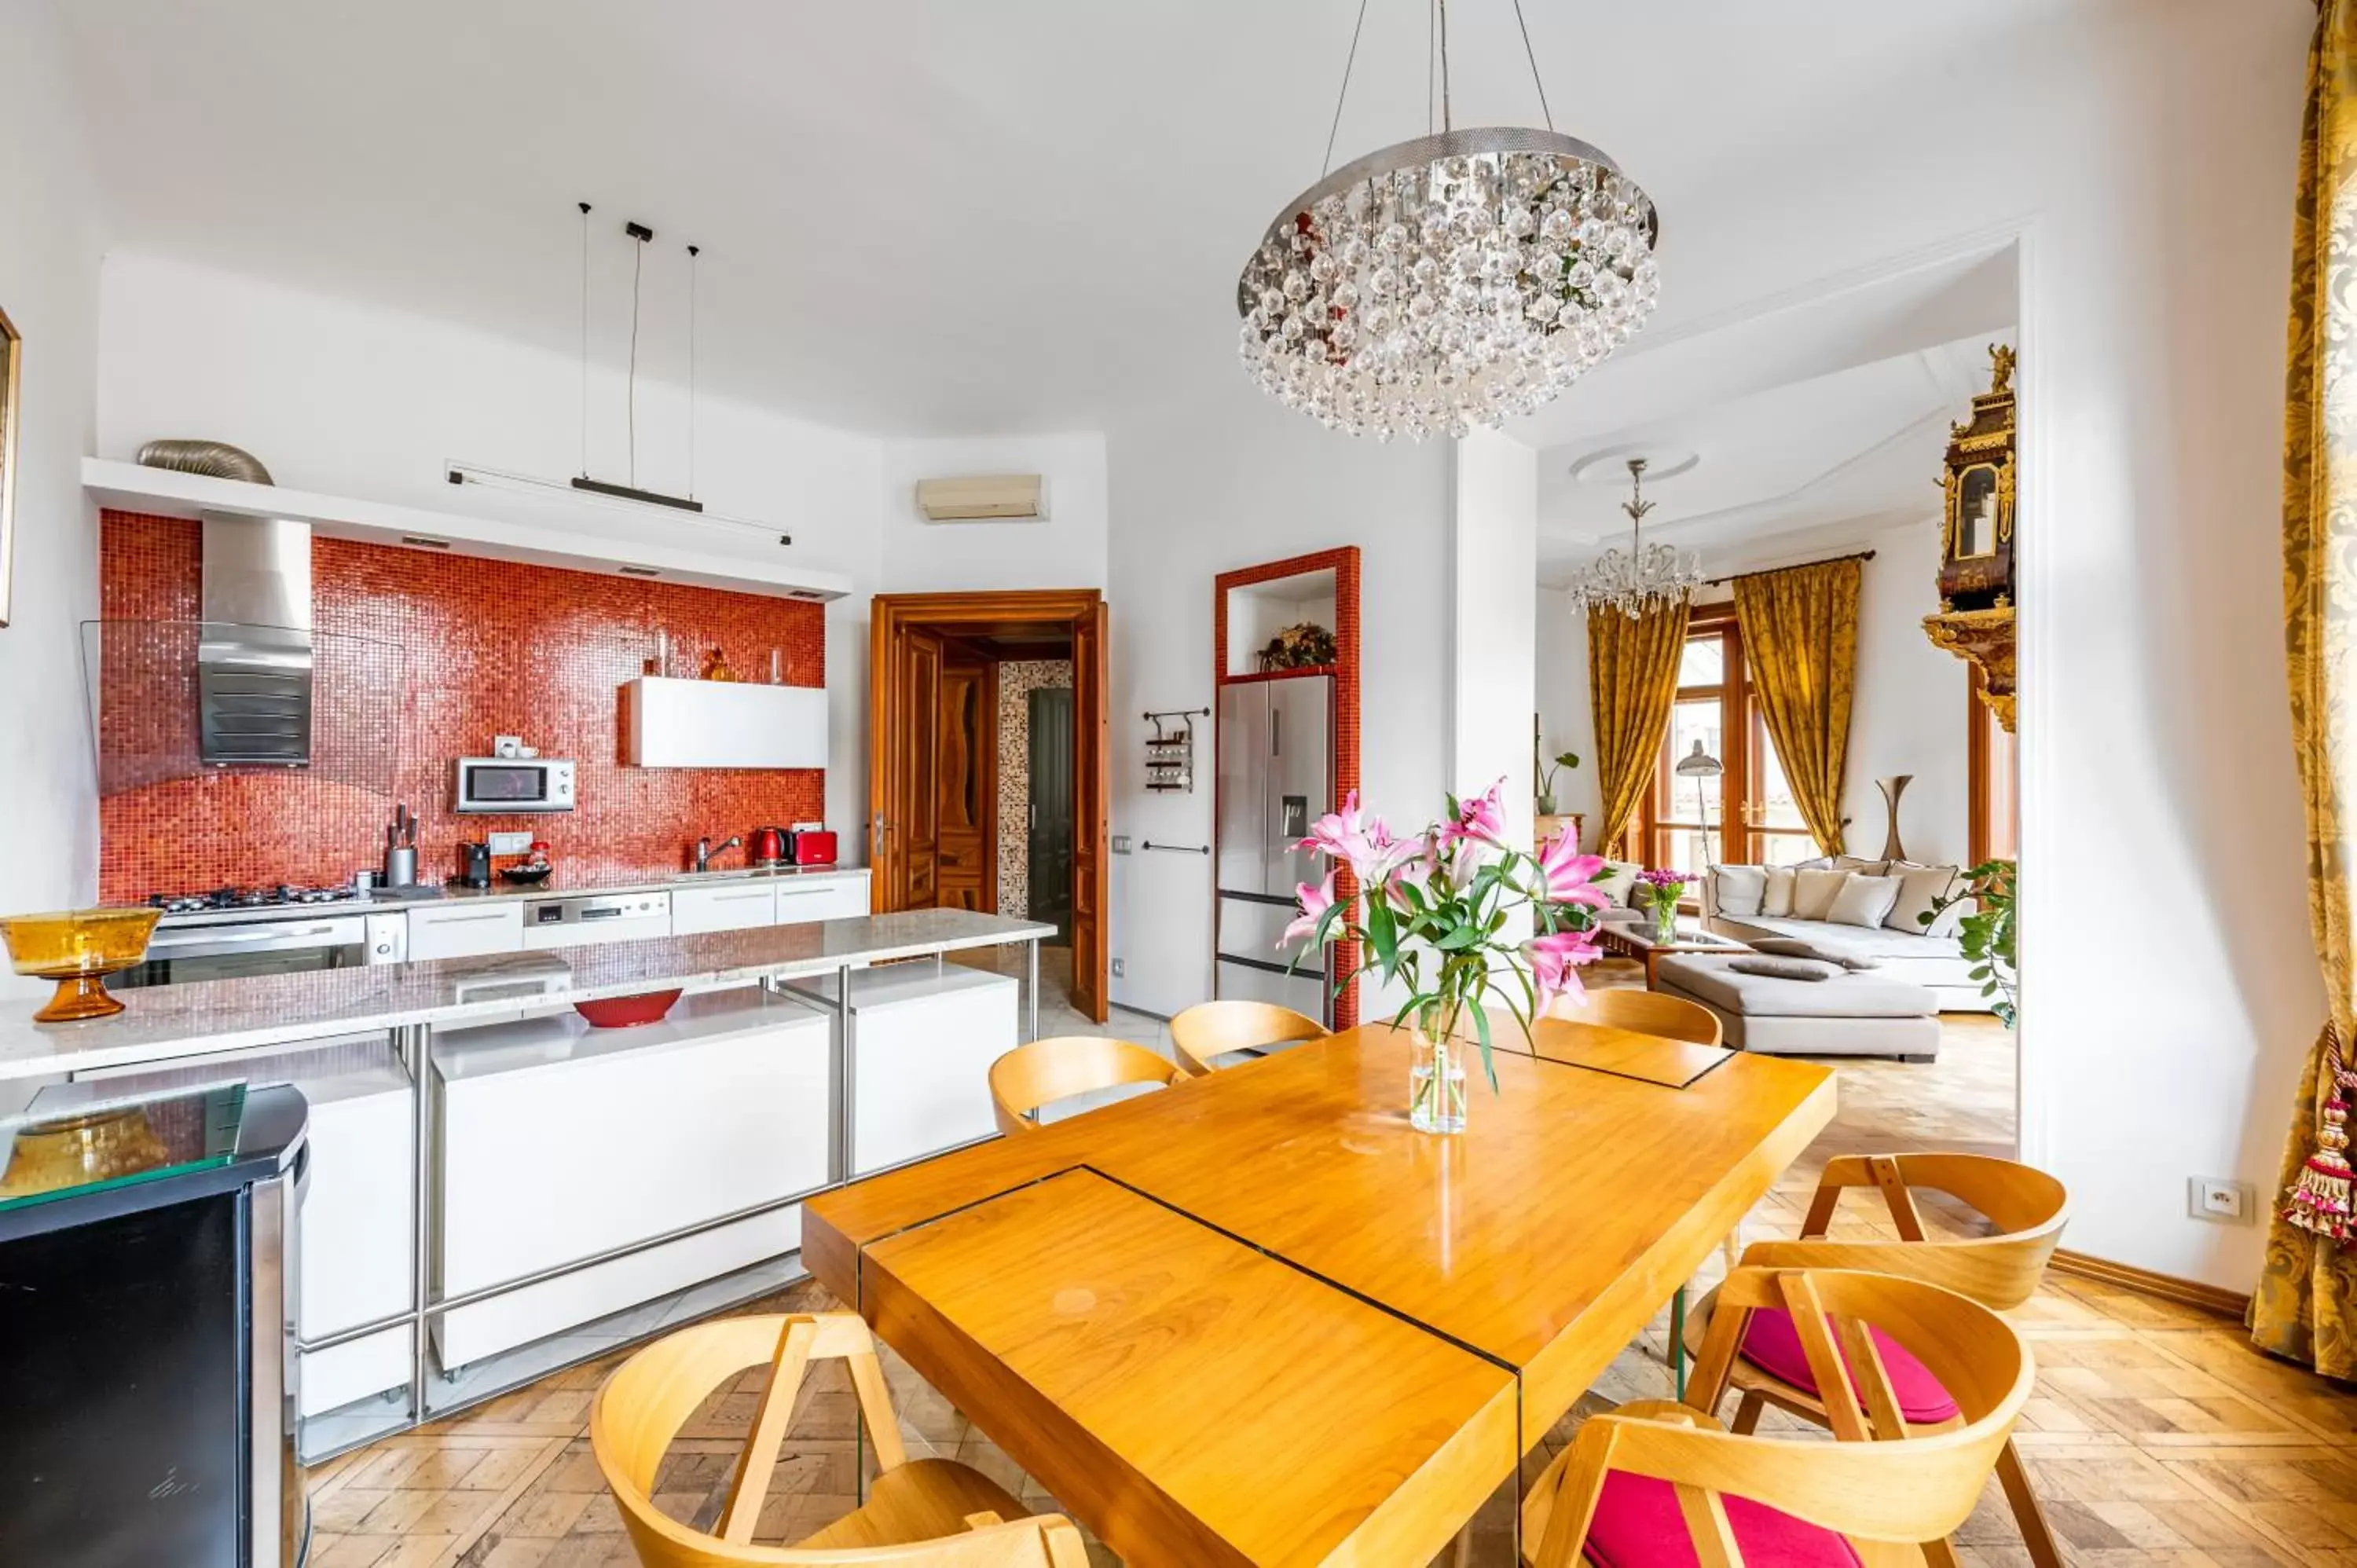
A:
[2284, 1027, 2357, 1243]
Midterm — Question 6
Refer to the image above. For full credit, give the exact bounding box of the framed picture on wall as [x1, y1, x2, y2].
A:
[0, 305, 18, 627]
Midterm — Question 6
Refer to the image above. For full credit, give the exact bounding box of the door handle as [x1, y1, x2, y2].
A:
[872, 814, 889, 853]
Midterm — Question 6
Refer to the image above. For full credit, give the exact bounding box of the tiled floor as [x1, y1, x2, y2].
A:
[306, 962, 2357, 1567]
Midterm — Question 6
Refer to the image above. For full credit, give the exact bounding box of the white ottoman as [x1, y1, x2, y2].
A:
[1653, 954, 1941, 1061]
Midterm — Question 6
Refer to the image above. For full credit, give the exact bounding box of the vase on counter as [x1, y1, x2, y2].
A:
[1652, 903, 1679, 946]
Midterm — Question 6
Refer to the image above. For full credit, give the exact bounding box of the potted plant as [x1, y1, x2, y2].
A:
[1534, 750, 1580, 816]
[1924, 859, 2016, 1027]
[1282, 781, 1608, 1133]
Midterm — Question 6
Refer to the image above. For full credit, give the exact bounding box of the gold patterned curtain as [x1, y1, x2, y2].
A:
[1732, 559, 1861, 856]
[1587, 602, 1690, 856]
[2253, 0, 2357, 1380]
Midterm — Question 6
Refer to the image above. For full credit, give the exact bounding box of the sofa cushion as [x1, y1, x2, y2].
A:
[1791, 868, 1850, 921]
[1834, 855, 1890, 877]
[1593, 860, 1640, 908]
[1750, 936, 1882, 970]
[1655, 955, 1939, 1017]
[1827, 873, 1901, 929]
[1729, 956, 1842, 982]
[1761, 864, 1797, 917]
[1714, 865, 1768, 918]
[1723, 917, 1960, 962]
[1884, 863, 1961, 935]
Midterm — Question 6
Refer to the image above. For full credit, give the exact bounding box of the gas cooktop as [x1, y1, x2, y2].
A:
[146, 885, 365, 916]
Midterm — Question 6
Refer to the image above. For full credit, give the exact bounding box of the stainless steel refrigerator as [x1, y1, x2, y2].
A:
[1216, 675, 1334, 1024]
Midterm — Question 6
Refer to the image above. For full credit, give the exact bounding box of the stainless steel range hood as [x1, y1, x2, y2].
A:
[197, 511, 314, 767]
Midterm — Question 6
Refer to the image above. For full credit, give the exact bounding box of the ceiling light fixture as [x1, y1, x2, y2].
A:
[1570, 456, 1703, 617]
[1237, 0, 1661, 441]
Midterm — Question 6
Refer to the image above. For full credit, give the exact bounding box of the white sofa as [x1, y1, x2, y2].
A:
[1696, 858, 1993, 1014]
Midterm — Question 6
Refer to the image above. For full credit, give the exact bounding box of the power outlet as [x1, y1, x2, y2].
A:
[1110, 958, 1127, 978]
[486, 830, 533, 855]
[2187, 1177, 2255, 1225]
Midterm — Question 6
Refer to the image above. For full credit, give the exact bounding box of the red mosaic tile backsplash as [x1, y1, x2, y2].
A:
[98, 511, 827, 901]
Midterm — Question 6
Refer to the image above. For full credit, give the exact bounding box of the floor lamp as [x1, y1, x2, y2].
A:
[1675, 740, 1724, 870]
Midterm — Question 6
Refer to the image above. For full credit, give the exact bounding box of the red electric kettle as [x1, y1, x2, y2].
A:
[749, 826, 789, 866]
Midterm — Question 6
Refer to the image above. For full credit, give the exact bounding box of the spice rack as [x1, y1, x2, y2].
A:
[1142, 708, 1208, 794]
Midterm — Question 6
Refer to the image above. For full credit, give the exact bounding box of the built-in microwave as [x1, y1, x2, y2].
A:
[453, 757, 576, 813]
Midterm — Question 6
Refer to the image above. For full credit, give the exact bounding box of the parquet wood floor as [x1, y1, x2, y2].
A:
[310, 998, 2357, 1567]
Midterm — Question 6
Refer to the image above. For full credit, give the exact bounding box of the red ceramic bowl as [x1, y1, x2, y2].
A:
[573, 989, 682, 1028]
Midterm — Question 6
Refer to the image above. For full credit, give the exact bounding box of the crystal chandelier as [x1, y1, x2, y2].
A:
[1570, 457, 1704, 617]
[1236, 1, 1661, 441]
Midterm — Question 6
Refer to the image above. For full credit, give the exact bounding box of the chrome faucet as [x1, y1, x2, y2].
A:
[693, 835, 743, 874]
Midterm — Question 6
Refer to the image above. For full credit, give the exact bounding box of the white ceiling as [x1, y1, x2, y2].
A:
[52, 0, 2069, 438]
[1533, 243, 2019, 584]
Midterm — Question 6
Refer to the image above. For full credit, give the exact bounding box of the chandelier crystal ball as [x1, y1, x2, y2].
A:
[1237, 128, 1660, 441]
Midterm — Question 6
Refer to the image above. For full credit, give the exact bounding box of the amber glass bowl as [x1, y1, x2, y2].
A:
[1, 907, 162, 1022]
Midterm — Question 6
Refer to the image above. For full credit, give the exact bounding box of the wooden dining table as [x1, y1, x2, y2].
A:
[801, 1014, 1836, 1566]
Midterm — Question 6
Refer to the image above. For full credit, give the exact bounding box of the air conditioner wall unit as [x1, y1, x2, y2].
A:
[915, 474, 1047, 522]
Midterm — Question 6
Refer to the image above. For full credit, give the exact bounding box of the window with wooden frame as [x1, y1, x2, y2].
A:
[1968, 663, 2018, 865]
[1633, 606, 1819, 879]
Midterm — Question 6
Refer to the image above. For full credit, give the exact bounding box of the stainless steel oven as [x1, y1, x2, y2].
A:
[116, 913, 402, 990]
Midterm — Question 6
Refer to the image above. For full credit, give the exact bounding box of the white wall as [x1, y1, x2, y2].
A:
[0, 4, 105, 998]
[1534, 589, 1603, 844]
[2002, 5, 2314, 1287]
[1845, 521, 1969, 867]
[875, 433, 1108, 593]
[1659, 0, 2309, 1289]
[1106, 392, 1453, 1017]
[96, 251, 889, 843]
[1452, 430, 1538, 858]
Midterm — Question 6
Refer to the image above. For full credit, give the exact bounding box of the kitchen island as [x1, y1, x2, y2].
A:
[0, 908, 1051, 1460]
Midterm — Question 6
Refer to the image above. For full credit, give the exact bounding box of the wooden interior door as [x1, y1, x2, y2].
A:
[1069, 600, 1109, 1021]
[933, 647, 996, 912]
[870, 621, 944, 912]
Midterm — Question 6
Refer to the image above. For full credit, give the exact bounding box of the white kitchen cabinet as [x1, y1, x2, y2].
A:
[429, 987, 830, 1368]
[670, 881, 779, 934]
[624, 676, 827, 769]
[406, 901, 525, 960]
[771, 870, 870, 925]
[791, 964, 1016, 1178]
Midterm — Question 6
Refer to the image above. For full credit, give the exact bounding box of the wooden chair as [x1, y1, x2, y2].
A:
[1680, 1152, 2070, 1567]
[1546, 987, 1724, 1047]
[590, 1310, 1091, 1565]
[1523, 1266, 2034, 1568]
[1168, 1000, 1331, 1075]
[988, 1036, 1183, 1135]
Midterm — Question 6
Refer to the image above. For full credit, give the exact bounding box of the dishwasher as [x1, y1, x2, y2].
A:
[520, 890, 672, 949]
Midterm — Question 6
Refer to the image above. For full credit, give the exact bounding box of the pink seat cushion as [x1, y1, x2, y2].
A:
[1738, 1305, 1961, 1424]
[1582, 1469, 1862, 1567]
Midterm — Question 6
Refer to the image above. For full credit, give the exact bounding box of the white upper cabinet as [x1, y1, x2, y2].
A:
[624, 676, 827, 770]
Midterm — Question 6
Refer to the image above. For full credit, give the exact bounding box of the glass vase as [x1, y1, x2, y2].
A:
[1409, 1018, 1468, 1135]
[1652, 902, 1680, 946]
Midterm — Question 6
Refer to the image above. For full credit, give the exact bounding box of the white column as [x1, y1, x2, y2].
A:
[1450, 430, 1540, 952]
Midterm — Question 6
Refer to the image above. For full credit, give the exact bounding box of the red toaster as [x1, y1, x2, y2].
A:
[787, 830, 838, 866]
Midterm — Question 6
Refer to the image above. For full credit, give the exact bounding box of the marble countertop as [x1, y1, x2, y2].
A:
[153, 864, 871, 929]
[0, 908, 1050, 1084]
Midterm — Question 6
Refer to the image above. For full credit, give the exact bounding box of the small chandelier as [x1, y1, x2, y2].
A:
[1570, 457, 1703, 617]
[1236, 1, 1661, 441]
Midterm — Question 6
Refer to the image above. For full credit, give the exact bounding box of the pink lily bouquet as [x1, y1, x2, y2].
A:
[1283, 779, 1609, 1128]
